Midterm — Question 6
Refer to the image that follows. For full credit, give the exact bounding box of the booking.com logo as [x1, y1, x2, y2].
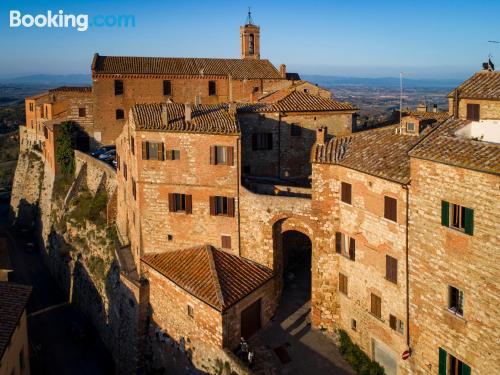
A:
[9, 10, 135, 32]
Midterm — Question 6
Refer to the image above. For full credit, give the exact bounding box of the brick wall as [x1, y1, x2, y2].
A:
[408, 157, 500, 374]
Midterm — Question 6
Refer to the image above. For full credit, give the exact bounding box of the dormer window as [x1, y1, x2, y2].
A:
[406, 122, 415, 133]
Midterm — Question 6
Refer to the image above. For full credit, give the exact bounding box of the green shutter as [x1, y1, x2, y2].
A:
[441, 201, 449, 227]
[464, 207, 474, 236]
[438, 348, 447, 375]
[461, 362, 471, 375]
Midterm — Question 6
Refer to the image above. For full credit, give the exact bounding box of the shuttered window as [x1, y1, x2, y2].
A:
[440, 349, 471, 375]
[339, 273, 348, 295]
[252, 133, 273, 150]
[123, 162, 127, 180]
[341, 182, 352, 204]
[209, 196, 235, 217]
[466, 103, 480, 121]
[442, 200, 474, 235]
[370, 293, 382, 318]
[168, 193, 192, 214]
[166, 149, 180, 160]
[384, 196, 397, 222]
[132, 179, 136, 200]
[221, 235, 231, 249]
[448, 286, 464, 317]
[389, 314, 397, 330]
[335, 232, 355, 261]
[130, 136, 135, 155]
[438, 348, 447, 375]
[142, 141, 165, 161]
[386, 255, 398, 284]
[210, 146, 234, 165]
[78, 107, 86, 117]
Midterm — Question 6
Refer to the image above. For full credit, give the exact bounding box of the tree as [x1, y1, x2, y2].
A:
[55, 121, 78, 176]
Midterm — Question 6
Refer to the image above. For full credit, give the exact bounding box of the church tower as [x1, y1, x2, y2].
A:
[240, 9, 260, 60]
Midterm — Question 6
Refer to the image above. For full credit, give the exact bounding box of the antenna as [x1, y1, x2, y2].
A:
[246, 7, 253, 25]
[399, 72, 403, 125]
[488, 40, 499, 59]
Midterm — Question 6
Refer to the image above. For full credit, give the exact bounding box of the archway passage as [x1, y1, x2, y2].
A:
[280, 230, 312, 316]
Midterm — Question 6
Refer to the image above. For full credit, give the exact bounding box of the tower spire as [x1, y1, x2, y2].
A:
[246, 7, 253, 25]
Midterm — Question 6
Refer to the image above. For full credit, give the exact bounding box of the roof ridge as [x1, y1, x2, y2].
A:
[204, 245, 226, 308]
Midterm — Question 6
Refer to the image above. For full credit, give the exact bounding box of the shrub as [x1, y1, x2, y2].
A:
[338, 330, 385, 375]
[55, 121, 78, 176]
[69, 189, 108, 227]
[87, 255, 106, 281]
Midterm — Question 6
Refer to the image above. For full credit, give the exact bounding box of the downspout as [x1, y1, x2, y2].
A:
[404, 184, 411, 350]
[277, 113, 282, 179]
[237, 135, 242, 257]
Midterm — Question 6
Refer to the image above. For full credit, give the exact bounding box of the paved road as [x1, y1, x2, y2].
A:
[0, 204, 115, 375]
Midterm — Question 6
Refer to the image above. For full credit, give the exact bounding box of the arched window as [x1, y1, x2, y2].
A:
[249, 34, 254, 55]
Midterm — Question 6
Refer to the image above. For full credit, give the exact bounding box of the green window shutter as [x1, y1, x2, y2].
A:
[441, 201, 449, 227]
[438, 348, 447, 375]
[461, 362, 471, 375]
[464, 207, 474, 235]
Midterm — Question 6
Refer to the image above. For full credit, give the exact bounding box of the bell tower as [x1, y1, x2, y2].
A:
[240, 8, 260, 60]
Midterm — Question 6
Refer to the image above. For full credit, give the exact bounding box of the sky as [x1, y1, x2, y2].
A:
[0, 0, 499, 79]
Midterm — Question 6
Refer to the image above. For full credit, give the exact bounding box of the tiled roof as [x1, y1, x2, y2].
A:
[0, 282, 32, 359]
[238, 90, 356, 113]
[141, 245, 274, 311]
[312, 124, 436, 184]
[131, 103, 240, 134]
[448, 71, 500, 99]
[409, 118, 500, 174]
[92, 54, 283, 80]
[401, 110, 450, 122]
[48, 86, 92, 93]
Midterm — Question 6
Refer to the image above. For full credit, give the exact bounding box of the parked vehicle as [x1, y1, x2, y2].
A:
[90, 145, 115, 158]
[98, 149, 116, 160]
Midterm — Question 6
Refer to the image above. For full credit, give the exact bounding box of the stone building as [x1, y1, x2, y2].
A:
[0, 282, 32, 375]
[407, 117, 500, 373]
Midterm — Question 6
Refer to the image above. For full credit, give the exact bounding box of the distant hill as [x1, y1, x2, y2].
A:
[301, 75, 461, 88]
[1, 74, 91, 86]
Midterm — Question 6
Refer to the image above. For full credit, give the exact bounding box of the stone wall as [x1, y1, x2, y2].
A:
[408, 157, 500, 374]
[448, 97, 500, 119]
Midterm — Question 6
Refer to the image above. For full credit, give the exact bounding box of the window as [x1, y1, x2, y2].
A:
[389, 314, 404, 334]
[210, 146, 234, 165]
[335, 232, 355, 261]
[132, 179, 136, 200]
[339, 273, 348, 295]
[351, 319, 357, 331]
[370, 293, 382, 318]
[163, 80, 172, 96]
[123, 162, 127, 180]
[385, 255, 398, 284]
[290, 124, 302, 136]
[130, 136, 135, 155]
[116, 109, 125, 120]
[78, 107, 86, 117]
[210, 196, 235, 217]
[384, 196, 397, 222]
[187, 304, 194, 318]
[208, 80, 216, 96]
[252, 133, 273, 150]
[341, 182, 352, 204]
[167, 234, 173, 241]
[166, 149, 180, 160]
[439, 348, 471, 375]
[29, 103, 34, 111]
[115, 80, 124, 95]
[448, 286, 464, 317]
[142, 141, 165, 161]
[168, 193, 192, 214]
[466, 103, 480, 121]
[116, 154, 120, 170]
[406, 122, 415, 132]
[441, 201, 474, 235]
[249, 33, 255, 55]
[221, 235, 231, 249]
[253, 86, 260, 93]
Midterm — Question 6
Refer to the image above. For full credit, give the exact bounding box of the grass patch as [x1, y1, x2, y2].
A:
[69, 189, 108, 227]
[53, 175, 73, 201]
[338, 330, 385, 375]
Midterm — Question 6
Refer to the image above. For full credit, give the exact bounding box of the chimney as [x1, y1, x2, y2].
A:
[417, 103, 427, 112]
[228, 102, 237, 115]
[279, 64, 287, 79]
[194, 95, 201, 106]
[316, 127, 327, 145]
[432, 104, 438, 113]
[184, 103, 192, 122]
[161, 105, 168, 125]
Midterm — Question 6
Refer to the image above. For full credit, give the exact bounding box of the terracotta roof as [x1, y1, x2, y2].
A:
[239, 90, 356, 113]
[448, 71, 500, 99]
[312, 124, 436, 184]
[132, 103, 240, 134]
[410, 118, 500, 174]
[0, 282, 32, 359]
[401, 110, 450, 122]
[92, 54, 283, 80]
[48, 86, 92, 93]
[141, 245, 274, 311]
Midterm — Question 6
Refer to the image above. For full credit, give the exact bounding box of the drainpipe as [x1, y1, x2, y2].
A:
[404, 184, 411, 350]
[277, 113, 282, 179]
[237, 136, 242, 257]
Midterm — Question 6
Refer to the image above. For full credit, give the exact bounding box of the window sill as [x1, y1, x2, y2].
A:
[340, 200, 352, 206]
[445, 226, 471, 236]
[385, 277, 398, 285]
[368, 312, 384, 322]
[446, 308, 466, 321]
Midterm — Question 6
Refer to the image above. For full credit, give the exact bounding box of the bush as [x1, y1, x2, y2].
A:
[55, 121, 78, 176]
[69, 189, 108, 227]
[338, 330, 385, 375]
[87, 255, 106, 281]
